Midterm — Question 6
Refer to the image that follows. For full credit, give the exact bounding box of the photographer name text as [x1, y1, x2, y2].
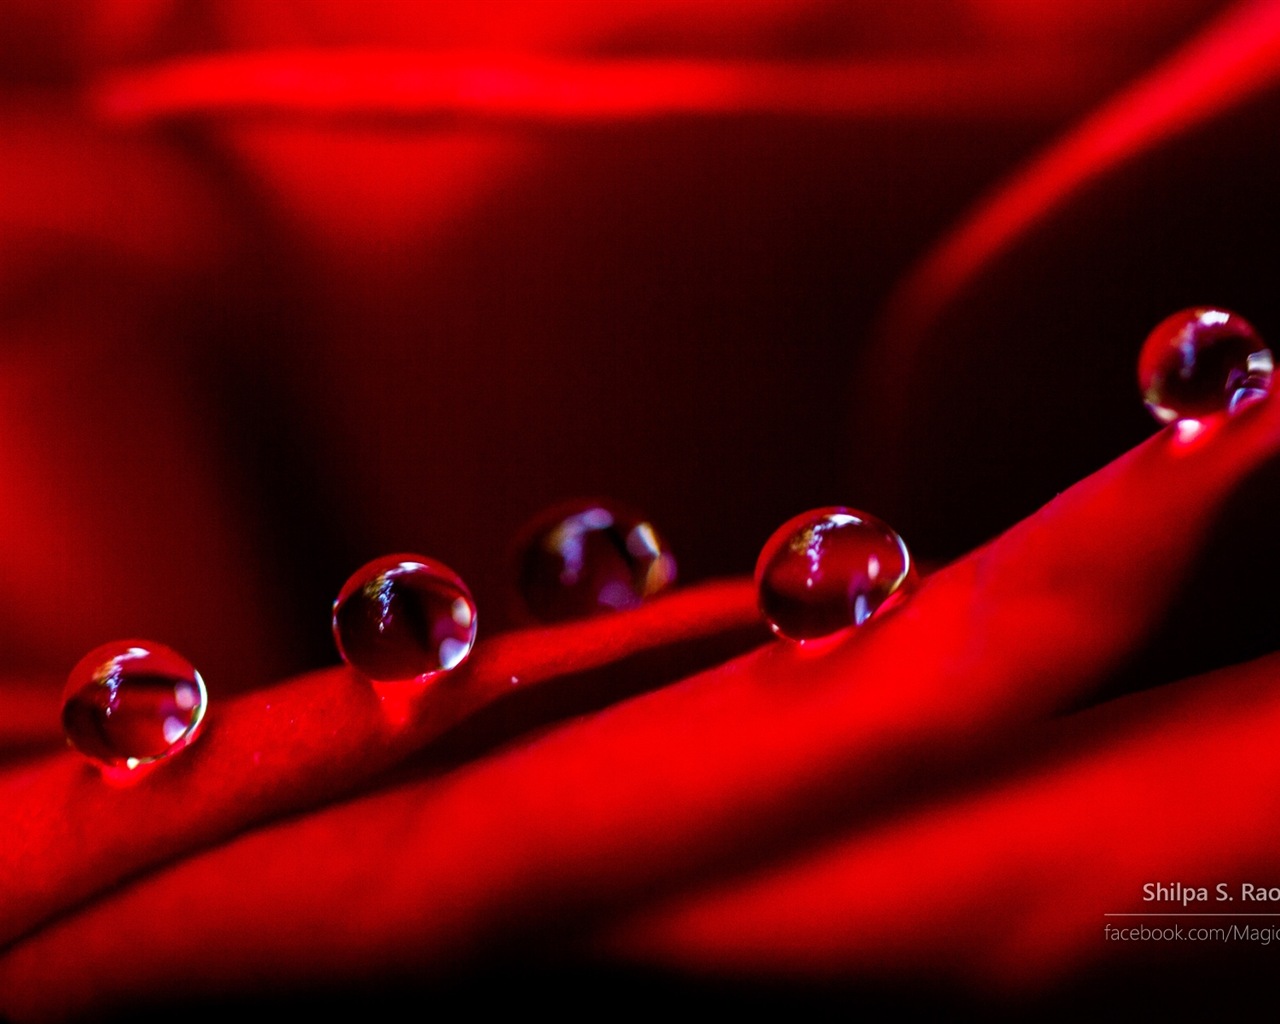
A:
[1143, 882, 1280, 906]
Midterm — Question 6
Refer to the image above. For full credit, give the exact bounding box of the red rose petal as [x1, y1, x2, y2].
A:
[0, 579, 757, 951]
[4, 397, 1280, 1016]
[607, 649, 1280, 999]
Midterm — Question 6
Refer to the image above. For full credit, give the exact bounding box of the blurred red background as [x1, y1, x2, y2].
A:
[0, 0, 1243, 690]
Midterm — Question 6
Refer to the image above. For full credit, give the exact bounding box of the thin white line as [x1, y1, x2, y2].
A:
[1104, 913, 1280, 917]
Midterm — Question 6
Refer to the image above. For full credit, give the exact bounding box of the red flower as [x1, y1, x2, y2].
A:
[2, 0, 1277, 1016]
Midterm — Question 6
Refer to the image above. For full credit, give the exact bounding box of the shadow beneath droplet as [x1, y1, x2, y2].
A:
[384, 620, 772, 780]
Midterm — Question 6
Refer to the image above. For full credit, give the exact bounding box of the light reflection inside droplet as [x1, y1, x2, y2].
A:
[438, 637, 468, 670]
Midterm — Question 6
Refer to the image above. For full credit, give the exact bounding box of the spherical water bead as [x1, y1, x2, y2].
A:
[1139, 307, 1273, 424]
[513, 499, 677, 623]
[62, 640, 208, 770]
[333, 554, 477, 683]
[755, 507, 916, 642]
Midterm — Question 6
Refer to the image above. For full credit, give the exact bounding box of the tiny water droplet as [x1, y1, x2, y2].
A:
[513, 499, 677, 623]
[62, 640, 208, 770]
[755, 507, 916, 642]
[332, 554, 478, 683]
[1139, 307, 1272, 424]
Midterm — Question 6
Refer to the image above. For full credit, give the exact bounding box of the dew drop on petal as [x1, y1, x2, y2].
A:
[755, 507, 916, 642]
[513, 499, 677, 623]
[332, 554, 478, 683]
[1138, 307, 1273, 424]
[62, 640, 208, 770]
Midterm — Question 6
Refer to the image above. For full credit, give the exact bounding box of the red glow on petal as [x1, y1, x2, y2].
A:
[221, 124, 529, 249]
[93, 50, 1119, 125]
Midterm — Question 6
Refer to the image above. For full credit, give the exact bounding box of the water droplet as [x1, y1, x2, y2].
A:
[1139, 307, 1273, 424]
[755, 507, 916, 642]
[513, 499, 677, 623]
[62, 640, 208, 770]
[332, 554, 478, 683]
